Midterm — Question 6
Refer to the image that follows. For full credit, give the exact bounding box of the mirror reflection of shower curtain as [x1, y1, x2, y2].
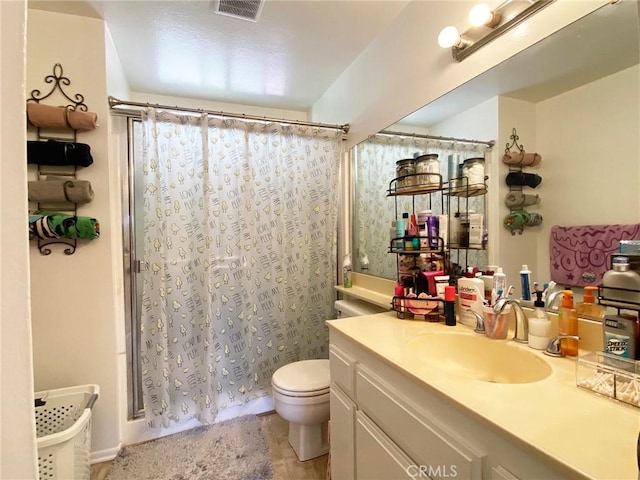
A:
[354, 135, 488, 280]
[138, 108, 342, 428]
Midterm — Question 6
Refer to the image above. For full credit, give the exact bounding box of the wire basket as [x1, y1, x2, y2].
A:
[35, 384, 99, 480]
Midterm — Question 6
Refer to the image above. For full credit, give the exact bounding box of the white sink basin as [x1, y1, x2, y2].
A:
[406, 333, 552, 384]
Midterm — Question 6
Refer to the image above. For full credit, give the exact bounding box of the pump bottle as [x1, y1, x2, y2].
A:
[575, 286, 605, 320]
[558, 290, 579, 356]
[528, 292, 551, 350]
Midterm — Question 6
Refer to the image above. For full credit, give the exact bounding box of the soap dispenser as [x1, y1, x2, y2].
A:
[528, 291, 551, 350]
[558, 290, 579, 357]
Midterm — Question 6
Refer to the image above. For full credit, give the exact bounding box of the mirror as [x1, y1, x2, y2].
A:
[352, 1, 640, 296]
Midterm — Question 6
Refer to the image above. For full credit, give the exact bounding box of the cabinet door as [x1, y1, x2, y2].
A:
[356, 365, 483, 479]
[330, 344, 356, 397]
[355, 411, 421, 480]
[330, 386, 356, 480]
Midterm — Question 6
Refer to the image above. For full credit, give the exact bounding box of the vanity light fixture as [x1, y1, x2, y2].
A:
[438, 0, 555, 62]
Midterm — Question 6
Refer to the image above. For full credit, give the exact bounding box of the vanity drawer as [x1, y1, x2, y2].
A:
[355, 411, 416, 480]
[330, 344, 356, 398]
[356, 365, 483, 479]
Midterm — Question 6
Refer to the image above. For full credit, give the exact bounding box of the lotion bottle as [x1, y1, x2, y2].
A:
[558, 290, 579, 356]
[457, 267, 484, 327]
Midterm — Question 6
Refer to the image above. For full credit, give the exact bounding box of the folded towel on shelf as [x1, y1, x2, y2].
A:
[27, 102, 99, 131]
[28, 176, 94, 204]
[27, 140, 94, 167]
[29, 211, 100, 240]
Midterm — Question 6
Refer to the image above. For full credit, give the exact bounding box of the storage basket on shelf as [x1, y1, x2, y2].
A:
[35, 384, 99, 480]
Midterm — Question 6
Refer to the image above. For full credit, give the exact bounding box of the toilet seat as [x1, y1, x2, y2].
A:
[272, 382, 330, 398]
[271, 359, 330, 397]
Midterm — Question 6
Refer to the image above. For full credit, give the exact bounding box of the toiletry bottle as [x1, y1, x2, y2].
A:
[603, 313, 639, 359]
[576, 286, 605, 320]
[402, 213, 413, 250]
[444, 285, 456, 326]
[491, 267, 506, 305]
[558, 290, 579, 356]
[394, 284, 405, 313]
[528, 292, 551, 350]
[457, 267, 485, 327]
[427, 214, 439, 249]
[395, 217, 405, 250]
[520, 264, 532, 301]
[601, 256, 640, 307]
[343, 254, 352, 288]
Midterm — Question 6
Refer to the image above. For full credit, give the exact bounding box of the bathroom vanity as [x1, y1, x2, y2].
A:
[327, 313, 638, 480]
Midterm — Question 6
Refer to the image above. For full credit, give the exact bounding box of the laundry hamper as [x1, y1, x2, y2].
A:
[35, 384, 99, 480]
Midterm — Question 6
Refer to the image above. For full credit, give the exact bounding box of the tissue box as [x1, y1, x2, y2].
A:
[576, 352, 640, 408]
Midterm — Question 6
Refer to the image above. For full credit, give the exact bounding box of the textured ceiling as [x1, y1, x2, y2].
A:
[28, 0, 411, 111]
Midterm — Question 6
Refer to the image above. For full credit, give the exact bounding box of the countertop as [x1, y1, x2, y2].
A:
[327, 313, 639, 480]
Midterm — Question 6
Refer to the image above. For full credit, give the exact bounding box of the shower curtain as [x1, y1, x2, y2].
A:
[139, 108, 343, 428]
[355, 135, 488, 280]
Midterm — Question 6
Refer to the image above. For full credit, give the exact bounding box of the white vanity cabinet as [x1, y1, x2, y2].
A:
[329, 330, 575, 480]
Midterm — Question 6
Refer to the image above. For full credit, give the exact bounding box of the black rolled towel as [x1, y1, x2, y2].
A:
[27, 140, 94, 167]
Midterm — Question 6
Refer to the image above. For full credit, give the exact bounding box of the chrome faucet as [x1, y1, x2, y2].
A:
[493, 298, 528, 343]
[544, 335, 580, 357]
[465, 309, 485, 334]
[545, 289, 564, 313]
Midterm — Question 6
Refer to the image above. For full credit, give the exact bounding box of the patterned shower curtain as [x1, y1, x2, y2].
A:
[139, 108, 343, 428]
[355, 135, 488, 280]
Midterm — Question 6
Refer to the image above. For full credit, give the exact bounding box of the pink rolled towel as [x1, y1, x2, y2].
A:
[26, 102, 99, 131]
[27, 102, 67, 128]
[66, 108, 99, 130]
[502, 152, 542, 166]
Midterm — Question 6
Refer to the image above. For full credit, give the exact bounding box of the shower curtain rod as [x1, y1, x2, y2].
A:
[108, 96, 350, 134]
[377, 129, 495, 148]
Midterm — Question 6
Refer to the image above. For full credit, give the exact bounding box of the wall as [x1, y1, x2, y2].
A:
[535, 64, 640, 282]
[27, 9, 122, 459]
[312, 0, 607, 148]
[0, 0, 39, 477]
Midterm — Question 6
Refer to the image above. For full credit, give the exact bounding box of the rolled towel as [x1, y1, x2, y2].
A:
[66, 109, 99, 131]
[502, 152, 542, 166]
[32, 211, 100, 240]
[27, 140, 93, 167]
[26, 103, 68, 129]
[28, 177, 94, 204]
[27, 102, 99, 131]
[505, 192, 539, 208]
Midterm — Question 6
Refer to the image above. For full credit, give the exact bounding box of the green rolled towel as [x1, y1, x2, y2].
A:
[31, 211, 100, 240]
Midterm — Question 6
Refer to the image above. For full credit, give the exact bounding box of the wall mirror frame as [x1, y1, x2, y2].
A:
[350, 0, 640, 309]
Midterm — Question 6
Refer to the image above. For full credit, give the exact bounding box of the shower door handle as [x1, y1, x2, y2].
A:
[134, 260, 145, 273]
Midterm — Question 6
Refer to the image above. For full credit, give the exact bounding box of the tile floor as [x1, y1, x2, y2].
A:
[90, 412, 328, 480]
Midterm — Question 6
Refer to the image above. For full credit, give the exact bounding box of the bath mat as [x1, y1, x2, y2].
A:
[105, 415, 273, 480]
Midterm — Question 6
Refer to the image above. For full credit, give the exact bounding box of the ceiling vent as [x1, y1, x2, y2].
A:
[212, 0, 264, 22]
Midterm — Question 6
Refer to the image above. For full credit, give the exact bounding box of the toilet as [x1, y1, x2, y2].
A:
[272, 299, 386, 461]
[272, 359, 331, 461]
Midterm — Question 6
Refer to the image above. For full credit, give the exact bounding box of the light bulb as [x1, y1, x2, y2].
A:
[469, 4, 493, 26]
[438, 26, 461, 48]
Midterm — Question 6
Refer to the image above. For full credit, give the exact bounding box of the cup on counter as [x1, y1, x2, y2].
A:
[483, 304, 511, 339]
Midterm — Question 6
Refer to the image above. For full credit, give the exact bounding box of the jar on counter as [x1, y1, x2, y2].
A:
[414, 154, 440, 187]
[395, 159, 416, 190]
[461, 157, 485, 186]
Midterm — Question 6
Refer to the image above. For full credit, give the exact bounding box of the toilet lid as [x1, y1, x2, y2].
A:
[271, 359, 330, 394]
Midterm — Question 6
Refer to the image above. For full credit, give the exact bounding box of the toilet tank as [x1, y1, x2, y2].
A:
[334, 299, 387, 318]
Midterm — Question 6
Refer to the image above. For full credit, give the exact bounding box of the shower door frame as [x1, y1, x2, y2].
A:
[122, 117, 145, 419]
